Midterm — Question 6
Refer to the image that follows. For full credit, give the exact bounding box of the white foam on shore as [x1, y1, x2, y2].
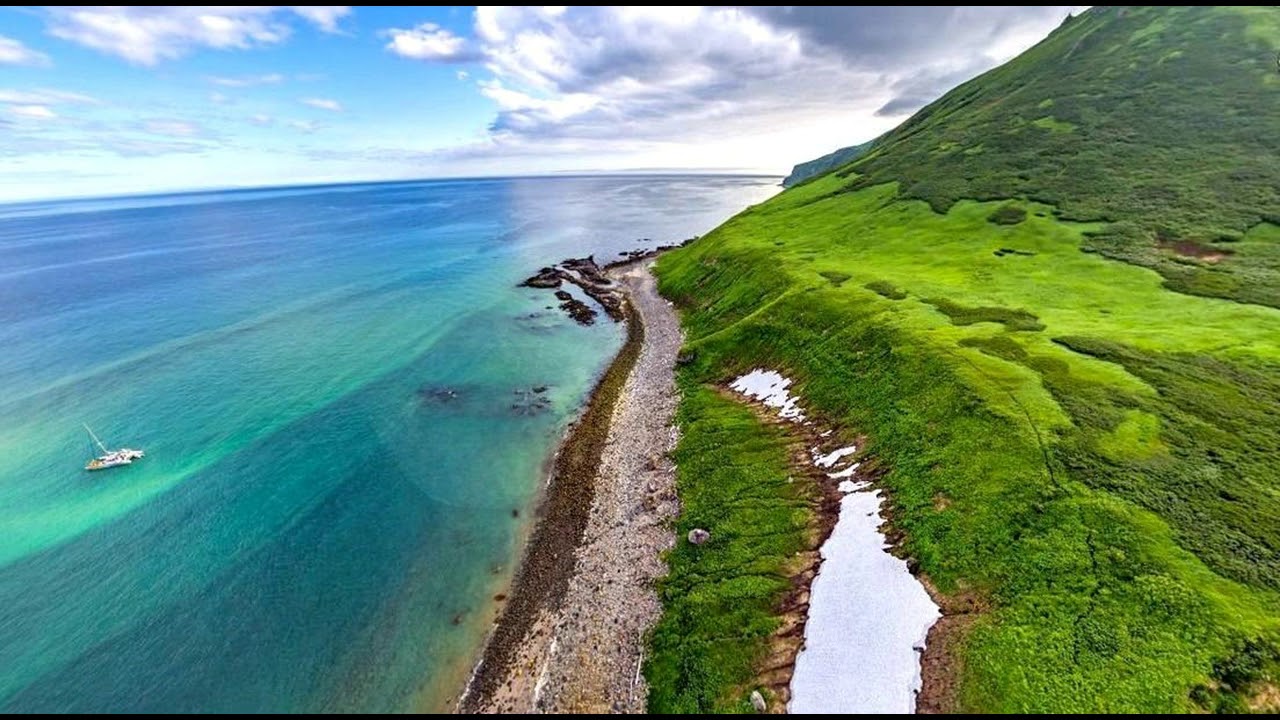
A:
[814, 445, 857, 468]
[790, 488, 940, 714]
[729, 369, 805, 421]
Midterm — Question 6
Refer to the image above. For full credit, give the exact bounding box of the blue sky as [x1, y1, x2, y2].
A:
[0, 6, 1085, 202]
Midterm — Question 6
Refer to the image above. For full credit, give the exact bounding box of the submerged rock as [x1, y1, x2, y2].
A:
[511, 388, 554, 415]
[418, 386, 461, 404]
[560, 297, 597, 325]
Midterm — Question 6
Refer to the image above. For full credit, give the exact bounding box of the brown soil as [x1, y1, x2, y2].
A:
[1158, 238, 1233, 263]
[1246, 682, 1280, 713]
[916, 580, 987, 714]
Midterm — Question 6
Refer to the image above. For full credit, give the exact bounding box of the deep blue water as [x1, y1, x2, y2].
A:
[0, 175, 778, 712]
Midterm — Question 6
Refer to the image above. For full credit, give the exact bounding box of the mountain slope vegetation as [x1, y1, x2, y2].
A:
[648, 6, 1280, 713]
[841, 5, 1280, 307]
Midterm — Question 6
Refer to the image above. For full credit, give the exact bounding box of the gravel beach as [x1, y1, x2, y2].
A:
[461, 260, 682, 713]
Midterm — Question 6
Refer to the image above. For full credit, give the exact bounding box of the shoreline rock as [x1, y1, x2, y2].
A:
[520, 255, 627, 325]
[519, 267, 563, 289]
[603, 237, 697, 270]
[522, 241, 697, 326]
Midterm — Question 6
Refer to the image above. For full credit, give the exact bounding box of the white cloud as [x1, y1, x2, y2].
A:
[248, 113, 273, 127]
[0, 88, 98, 105]
[466, 7, 818, 143]
[0, 87, 96, 123]
[287, 119, 320, 133]
[436, 6, 1085, 172]
[43, 7, 352, 65]
[287, 6, 349, 33]
[0, 35, 51, 66]
[9, 105, 58, 120]
[384, 22, 476, 62]
[301, 97, 342, 112]
[207, 73, 285, 87]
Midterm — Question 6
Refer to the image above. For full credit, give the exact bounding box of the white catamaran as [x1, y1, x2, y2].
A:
[83, 424, 145, 471]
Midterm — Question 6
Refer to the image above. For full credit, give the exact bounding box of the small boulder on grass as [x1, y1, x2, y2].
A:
[687, 528, 711, 545]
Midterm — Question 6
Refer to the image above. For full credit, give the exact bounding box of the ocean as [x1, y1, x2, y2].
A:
[0, 175, 778, 712]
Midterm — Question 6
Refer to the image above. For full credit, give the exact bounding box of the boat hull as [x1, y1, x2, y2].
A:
[85, 448, 145, 472]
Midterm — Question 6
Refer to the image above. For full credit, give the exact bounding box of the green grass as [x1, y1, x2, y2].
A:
[645, 384, 813, 713]
[834, 6, 1280, 308]
[648, 169, 1280, 711]
[1031, 115, 1077, 133]
[644, 6, 1280, 712]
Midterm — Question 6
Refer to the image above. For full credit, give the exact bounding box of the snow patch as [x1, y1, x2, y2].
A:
[814, 445, 857, 468]
[790, 489, 940, 714]
[827, 462, 861, 479]
[729, 369, 805, 421]
[728, 367, 941, 714]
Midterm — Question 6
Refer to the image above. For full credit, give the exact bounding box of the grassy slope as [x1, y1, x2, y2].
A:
[842, 6, 1280, 308]
[654, 178, 1280, 712]
[646, 385, 811, 713]
[650, 5, 1280, 707]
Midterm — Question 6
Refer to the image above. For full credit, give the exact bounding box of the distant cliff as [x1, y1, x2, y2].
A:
[781, 140, 875, 187]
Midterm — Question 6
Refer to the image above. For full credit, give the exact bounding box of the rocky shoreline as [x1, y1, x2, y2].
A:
[459, 257, 683, 713]
[520, 241, 692, 326]
[519, 256, 626, 325]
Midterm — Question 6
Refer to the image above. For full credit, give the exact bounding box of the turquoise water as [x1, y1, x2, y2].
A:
[0, 175, 778, 712]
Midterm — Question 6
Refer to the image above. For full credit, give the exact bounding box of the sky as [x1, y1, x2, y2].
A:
[0, 6, 1087, 202]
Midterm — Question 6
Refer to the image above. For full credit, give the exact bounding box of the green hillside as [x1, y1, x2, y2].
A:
[841, 6, 1280, 308]
[647, 6, 1280, 713]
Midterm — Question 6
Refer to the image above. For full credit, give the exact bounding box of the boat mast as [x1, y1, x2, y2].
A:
[83, 423, 109, 455]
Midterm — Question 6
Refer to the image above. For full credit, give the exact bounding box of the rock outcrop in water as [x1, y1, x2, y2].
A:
[520, 244, 699, 326]
[520, 267, 563, 289]
[520, 255, 629, 325]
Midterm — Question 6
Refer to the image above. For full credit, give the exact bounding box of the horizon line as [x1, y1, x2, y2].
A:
[0, 170, 785, 208]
